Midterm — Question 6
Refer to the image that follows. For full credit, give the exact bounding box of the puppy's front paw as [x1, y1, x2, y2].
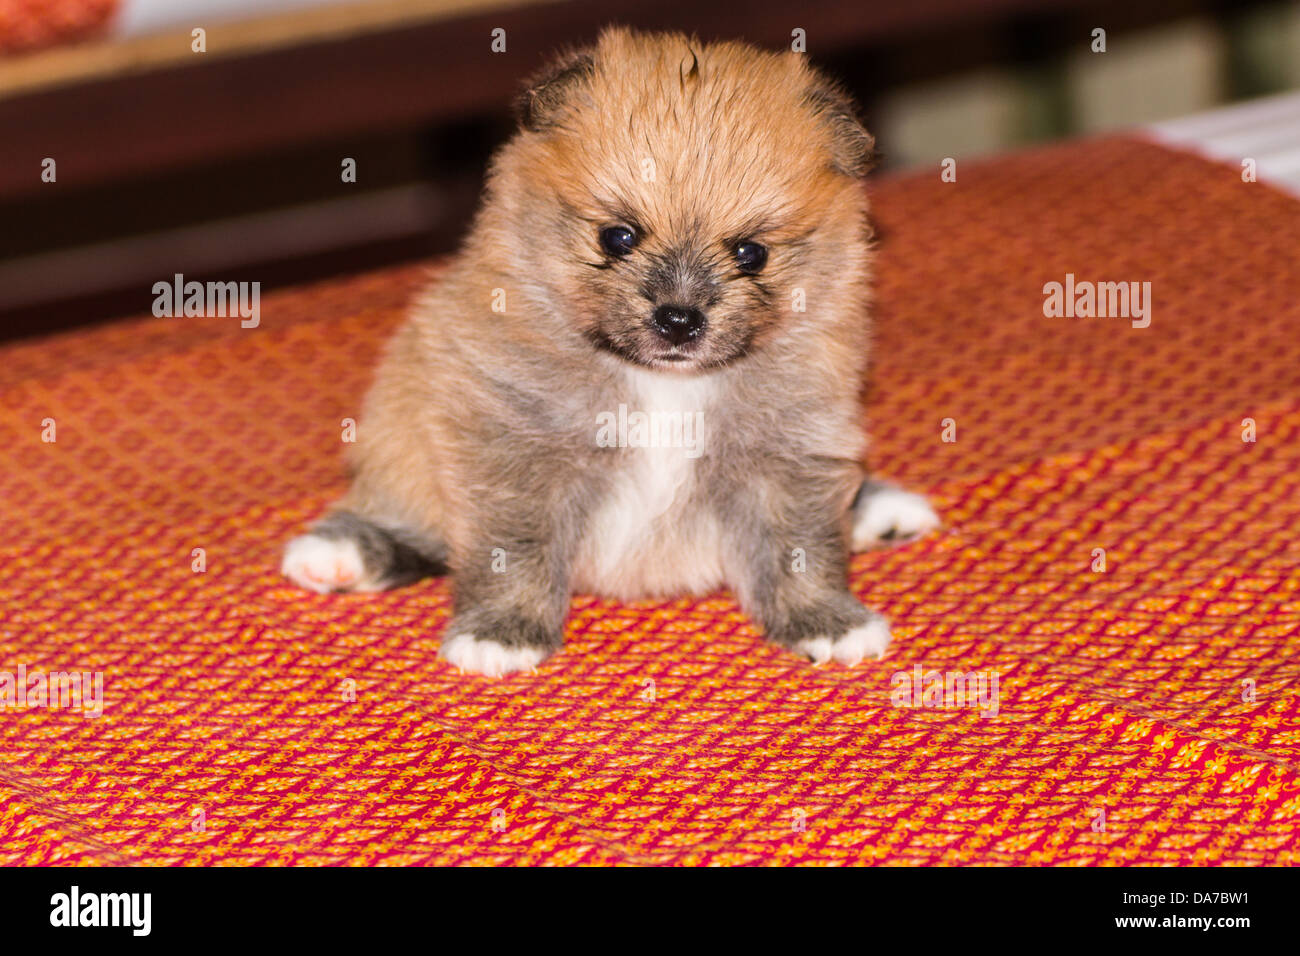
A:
[439, 632, 549, 677]
[851, 482, 940, 551]
[790, 616, 892, 666]
[767, 596, 892, 667]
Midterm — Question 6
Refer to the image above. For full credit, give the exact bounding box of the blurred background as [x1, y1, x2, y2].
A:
[2, 0, 1298, 339]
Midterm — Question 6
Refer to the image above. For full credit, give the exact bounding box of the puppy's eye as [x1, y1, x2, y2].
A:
[600, 225, 639, 257]
[734, 240, 768, 274]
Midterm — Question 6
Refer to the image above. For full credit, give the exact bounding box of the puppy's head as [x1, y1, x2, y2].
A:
[493, 28, 874, 372]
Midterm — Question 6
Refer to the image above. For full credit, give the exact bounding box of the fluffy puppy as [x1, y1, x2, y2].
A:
[283, 27, 939, 676]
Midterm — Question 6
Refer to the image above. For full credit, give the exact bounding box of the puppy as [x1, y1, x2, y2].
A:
[283, 28, 939, 676]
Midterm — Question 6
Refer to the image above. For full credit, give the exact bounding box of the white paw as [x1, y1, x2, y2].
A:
[791, 617, 892, 666]
[439, 632, 548, 677]
[281, 534, 368, 593]
[851, 485, 940, 551]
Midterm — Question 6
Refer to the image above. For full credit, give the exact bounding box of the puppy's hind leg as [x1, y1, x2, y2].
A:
[282, 511, 449, 594]
[850, 478, 940, 552]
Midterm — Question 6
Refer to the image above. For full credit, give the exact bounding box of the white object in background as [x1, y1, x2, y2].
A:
[1145, 91, 1300, 198]
[114, 0, 343, 37]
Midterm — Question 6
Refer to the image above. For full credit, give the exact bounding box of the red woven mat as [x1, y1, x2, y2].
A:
[1, 137, 1298, 865]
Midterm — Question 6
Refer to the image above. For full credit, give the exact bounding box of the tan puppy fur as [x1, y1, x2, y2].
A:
[282, 27, 939, 676]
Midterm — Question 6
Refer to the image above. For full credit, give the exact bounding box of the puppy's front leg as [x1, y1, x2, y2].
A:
[438, 514, 576, 678]
[725, 475, 891, 666]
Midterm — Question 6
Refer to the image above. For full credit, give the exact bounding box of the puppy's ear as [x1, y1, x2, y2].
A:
[804, 78, 877, 178]
[515, 48, 595, 132]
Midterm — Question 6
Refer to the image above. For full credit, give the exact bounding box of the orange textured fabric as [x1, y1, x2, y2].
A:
[0, 0, 117, 53]
[1, 137, 1298, 865]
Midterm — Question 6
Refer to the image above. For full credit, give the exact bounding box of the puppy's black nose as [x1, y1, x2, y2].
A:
[651, 305, 705, 345]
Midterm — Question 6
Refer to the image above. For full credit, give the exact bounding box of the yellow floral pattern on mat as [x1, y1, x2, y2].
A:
[1, 138, 1298, 865]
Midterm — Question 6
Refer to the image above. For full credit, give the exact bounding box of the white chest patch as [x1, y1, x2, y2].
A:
[573, 368, 725, 599]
